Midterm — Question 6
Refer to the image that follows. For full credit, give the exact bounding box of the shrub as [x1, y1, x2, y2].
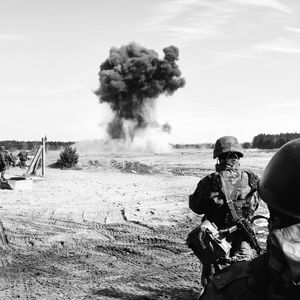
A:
[242, 142, 251, 149]
[56, 146, 79, 169]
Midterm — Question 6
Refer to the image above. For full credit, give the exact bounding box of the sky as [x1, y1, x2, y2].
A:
[1, 0, 300, 144]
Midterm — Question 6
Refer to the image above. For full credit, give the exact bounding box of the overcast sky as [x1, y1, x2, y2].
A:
[1, 0, 299, 143]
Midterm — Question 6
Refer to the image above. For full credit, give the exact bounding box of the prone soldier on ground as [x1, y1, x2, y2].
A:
[187, 136, 260, 290]
[199, 138, 300, 300]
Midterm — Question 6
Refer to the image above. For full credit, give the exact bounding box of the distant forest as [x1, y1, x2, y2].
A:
[172, 133, 300, 150]
[0, 140, 75, 152]
[2, 133, 298, 152]
[172, 143, 214, 149]
[251, 133, 300, 149]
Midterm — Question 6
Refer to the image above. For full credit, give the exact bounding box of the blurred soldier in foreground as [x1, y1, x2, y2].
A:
[200, 138, 300, 300]
[188, 136, 260, 288]
[0, 145, 7, 180]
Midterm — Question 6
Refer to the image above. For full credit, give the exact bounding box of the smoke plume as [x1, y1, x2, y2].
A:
[161, 123, 172, 134]
[95, 42, 185, 140]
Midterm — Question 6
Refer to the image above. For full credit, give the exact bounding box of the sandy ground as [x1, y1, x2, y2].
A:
[0, 149, 272, 300]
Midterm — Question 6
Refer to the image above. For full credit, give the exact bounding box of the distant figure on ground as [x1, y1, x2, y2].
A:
[0, 146, 7, 180]
[17, 151, 28, 168]
[188, 136, 260, 289]
[199, 138, 300, 300]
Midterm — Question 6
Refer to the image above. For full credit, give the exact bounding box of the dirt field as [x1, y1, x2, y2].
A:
[0, 148, 273, 299]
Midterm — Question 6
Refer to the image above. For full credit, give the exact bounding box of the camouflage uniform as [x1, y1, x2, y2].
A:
[18, 151, 28, 168]
[189, 136, 259, 286]
[4, 151, 14, 169]
[199, 254, 268, 300]
[200, 224, 300, 300]
[199, 138, 300, 300]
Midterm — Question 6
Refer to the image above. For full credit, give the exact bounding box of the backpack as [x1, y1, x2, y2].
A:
[186, 220, 232, 265]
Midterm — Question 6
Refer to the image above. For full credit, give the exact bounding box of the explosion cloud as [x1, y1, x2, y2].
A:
[95, 42, 185, 140]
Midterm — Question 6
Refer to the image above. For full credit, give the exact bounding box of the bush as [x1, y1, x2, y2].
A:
[242, 142, 251, 149]
[56, 146, 79, 169]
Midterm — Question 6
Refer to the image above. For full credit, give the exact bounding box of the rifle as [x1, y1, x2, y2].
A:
[218, 218, 263, 254]
[237, 218, 263, 254]
[219, 175, 264, 255]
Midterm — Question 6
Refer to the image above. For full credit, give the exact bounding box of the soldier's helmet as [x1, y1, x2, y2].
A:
[0, 145, 5, 151]
[213, 136, 243, 159]
[258, 138, 300, 220]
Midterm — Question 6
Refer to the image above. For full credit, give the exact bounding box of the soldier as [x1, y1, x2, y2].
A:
[188, 136, 259, 288]
[4, 150, 14, 168]
[17, 150, 28, 168]
[0, 146, 7, 180]
[199, 138, 300, 300]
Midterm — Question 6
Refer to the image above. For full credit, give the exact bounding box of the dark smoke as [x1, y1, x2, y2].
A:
[161, 123, 172, 134]
[95, 42, 185, 140]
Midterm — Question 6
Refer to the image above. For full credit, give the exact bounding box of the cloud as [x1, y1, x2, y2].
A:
[271, 100, 300, 108]
[145, 0, 201, 27]
[0, 34, 30, 40]
[243, 98, 300, 112]
[138, 0, 297, 68]
[263, 46, 300, 53]
[141, 0, 232, 43]
[285, 26, 300, 34]
[141, 0, 292, 46]
[255, 38, 300, 53]
[228, 0, 291, 14]
[203, 48, 262, 61]
[0, 85, 86, 96]
[255, 26, 300, 54]
[160, 25, 222, 43]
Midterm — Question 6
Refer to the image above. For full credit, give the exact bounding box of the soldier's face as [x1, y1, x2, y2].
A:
[218, 152, 240, 161]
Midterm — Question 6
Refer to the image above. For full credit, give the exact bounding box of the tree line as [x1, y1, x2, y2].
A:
[172, 133, 300, 150]
[251, 133, 300, 149]
[172, 143, 214, 149]
[0, 140, 75, 151]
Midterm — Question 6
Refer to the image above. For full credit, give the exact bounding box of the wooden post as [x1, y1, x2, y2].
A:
[26, 146, 43, 176]
[32, 155, 42, 175]
[42, 136, 46, 177]
[25, 136, 47, 177]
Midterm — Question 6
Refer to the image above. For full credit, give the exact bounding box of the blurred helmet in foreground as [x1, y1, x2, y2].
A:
[258, 138, 300, 220]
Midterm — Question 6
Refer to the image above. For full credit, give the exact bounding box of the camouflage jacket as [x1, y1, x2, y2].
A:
[200, 254, 300, 300]
[18, 151, 28, 161]
[189, 169, 259, 229]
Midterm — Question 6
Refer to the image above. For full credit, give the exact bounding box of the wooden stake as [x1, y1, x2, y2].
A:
[26, 146, 42, 176]
[42, 137, 46, 177]
[32, 155, 42, 175]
